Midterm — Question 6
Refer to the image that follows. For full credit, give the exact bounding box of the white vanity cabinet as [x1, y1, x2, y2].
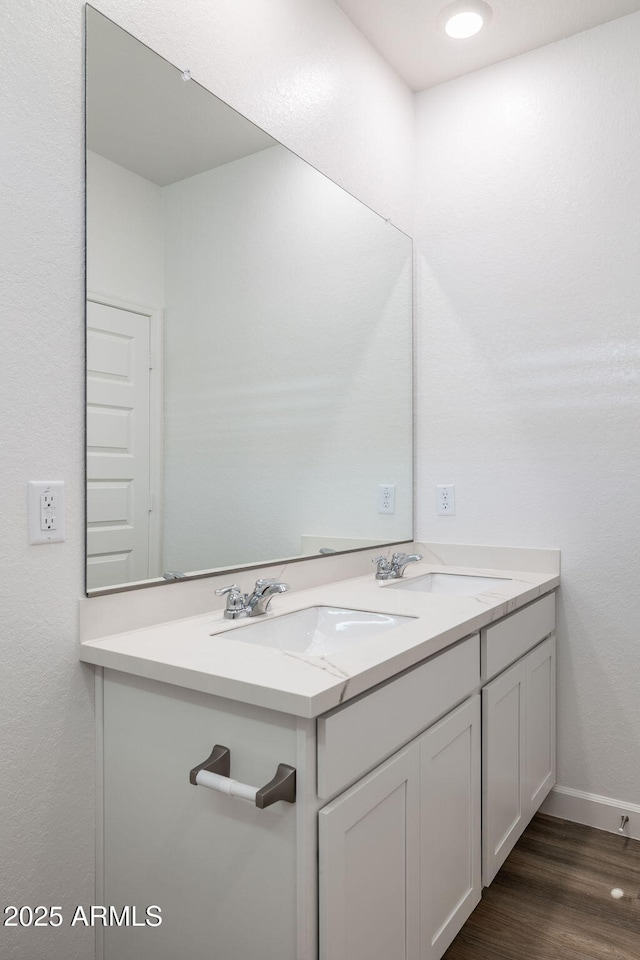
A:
[481, 594, 556, 885]
[98, 633, 481, 960]
[95, 588, 557, 960]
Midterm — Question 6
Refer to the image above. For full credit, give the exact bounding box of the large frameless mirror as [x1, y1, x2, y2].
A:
[85, 6, 413, 594]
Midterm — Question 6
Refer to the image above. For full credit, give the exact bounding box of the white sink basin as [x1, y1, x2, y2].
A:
[215, 606, 413, 656]
[386, 573, 510, 596]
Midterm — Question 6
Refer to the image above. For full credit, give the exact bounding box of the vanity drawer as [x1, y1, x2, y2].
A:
[481, 593, 555, 682]
[317, 634, 480, 800]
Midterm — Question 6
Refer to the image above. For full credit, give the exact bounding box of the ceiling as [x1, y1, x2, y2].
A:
[332, 0, 640, 91]
[87, 2, 640, 184]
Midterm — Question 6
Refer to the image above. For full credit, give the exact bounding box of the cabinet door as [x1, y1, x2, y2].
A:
[420, 696, 481, 960]
[526, 635, 556, 811]
[318, 746, 420, 960]
[482, 657, 527, 886]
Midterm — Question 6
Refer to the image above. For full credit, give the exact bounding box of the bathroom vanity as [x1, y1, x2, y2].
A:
[82, 14, 559, 959]
[80, 548, 558, 960]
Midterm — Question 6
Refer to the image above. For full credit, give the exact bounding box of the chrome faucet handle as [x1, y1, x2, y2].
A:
[215, 583, 243, 598]
[215, 583, 247, 619]
[252, 577, 283, 594]
[373, 555, 393, 580]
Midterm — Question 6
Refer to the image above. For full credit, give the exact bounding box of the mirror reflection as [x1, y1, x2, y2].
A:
[85, 6, 413, 593]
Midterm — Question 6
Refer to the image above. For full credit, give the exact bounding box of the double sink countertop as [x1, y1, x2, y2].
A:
[80, 544, 560, 718]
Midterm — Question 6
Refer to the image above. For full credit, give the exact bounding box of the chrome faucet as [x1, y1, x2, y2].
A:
[372, 551, 422, 580]
[216, 578, 289, 619]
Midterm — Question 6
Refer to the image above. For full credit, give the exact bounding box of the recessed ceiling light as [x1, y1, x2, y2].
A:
[439, 0, 493, 40]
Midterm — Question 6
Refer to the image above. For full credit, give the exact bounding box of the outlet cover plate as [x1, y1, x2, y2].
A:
[436, 484, 455, 516]
[28, 480, 65, 544]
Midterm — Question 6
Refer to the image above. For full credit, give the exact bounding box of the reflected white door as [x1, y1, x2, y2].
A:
[86, 299, 156, 589]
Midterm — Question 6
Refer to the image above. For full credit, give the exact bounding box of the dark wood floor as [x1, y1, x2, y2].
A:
[444, 814, 640, 960]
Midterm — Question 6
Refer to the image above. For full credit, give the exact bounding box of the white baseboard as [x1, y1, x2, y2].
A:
[540, 785, 640, 840]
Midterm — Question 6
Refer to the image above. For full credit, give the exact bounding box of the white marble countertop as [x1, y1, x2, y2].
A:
[80, 549, 559, 718]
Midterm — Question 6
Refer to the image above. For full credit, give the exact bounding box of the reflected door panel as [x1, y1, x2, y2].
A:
[86, 299, 152, 588]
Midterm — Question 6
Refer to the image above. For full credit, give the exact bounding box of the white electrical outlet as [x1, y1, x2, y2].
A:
[436, 484, 455, 516]
[28, 481, 65, 544]
[378, 483, 396, 514]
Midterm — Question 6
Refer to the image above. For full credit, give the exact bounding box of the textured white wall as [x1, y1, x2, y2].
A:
[415, 14, 640, 804]
[1, 2, 413, 958]
[1, 3, 93, 958]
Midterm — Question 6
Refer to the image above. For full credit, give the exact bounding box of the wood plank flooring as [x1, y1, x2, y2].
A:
[444, 814, 640, 960]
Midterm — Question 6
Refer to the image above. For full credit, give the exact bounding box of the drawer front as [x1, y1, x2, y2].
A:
[481, 593, 555, 682]
[317, 634, 480, 800]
